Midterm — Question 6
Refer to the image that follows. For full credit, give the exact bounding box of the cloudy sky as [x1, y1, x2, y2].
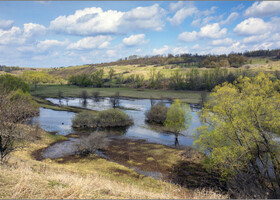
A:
[0, 1, 280, 68]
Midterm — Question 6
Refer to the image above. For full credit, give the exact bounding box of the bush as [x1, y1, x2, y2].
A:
[0, 74, 30, 93]
[72, 111, 98, 128]
[72, 109, 133, 129]
[98, 108, 133, 127]
[76, 132, 109, 156]
[145, 103, 168, 124]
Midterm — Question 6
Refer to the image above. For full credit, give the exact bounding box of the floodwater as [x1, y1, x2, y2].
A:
[31, 97, 203, 159]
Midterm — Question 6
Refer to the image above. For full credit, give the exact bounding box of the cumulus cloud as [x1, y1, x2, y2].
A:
[220, 12, 239, 25]
[167, 6, 197, 26]
[212, 38, 234, 46]
[244, 1, 280, 17]
[234, 18, 270, 35]
[67, 36, 112, 50]
[199, 23, 227, 38]
[172, 46, 189, 55]
[23, 23, 47, 38]
[0, 23, 47, 45]
[37, 39, 69, 51]
[0, 19, 14, 30]
[178, 31, 198, 42]
[122, 34, 149, 46]
[179, 23, 227, 43]
[243, 33, 270, 44]
[153, 45, 169, 55]
[0, 26, 24, 45]
[50, 4, 166, 35]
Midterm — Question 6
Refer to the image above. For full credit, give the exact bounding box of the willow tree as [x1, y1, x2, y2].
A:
[164, 99, 192, 147]
[194, 73, 280, 198]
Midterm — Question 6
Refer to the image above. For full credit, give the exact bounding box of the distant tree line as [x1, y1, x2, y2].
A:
[68, 67, 280, 92]
[0, 65, 22, 73]
[243, 49, 280, 58]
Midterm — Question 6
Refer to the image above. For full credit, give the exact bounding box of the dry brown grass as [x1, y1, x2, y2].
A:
[0, 129, 228, 199]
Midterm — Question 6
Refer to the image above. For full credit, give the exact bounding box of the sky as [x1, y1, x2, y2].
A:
[0, 1, 280, 68]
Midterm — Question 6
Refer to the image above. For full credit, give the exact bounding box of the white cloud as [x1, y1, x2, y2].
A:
[200, 6, 217, 16]
[167, 7, 197, 26]
[122, 34, 149, 46]
[50, 4, 166, 35]
[191, 18, 201, 27]
[220, 12, 239, 25]
[178, 31, 198, 42]
[0, 26, 24, 45]
[199, 23, 227, 39]
[244, 1, 280, 17]
[210, 42, 247, 54]
[234, 18, 270, 35]
[106, 50, 116, 57]
[169, 1, 184, 12]
[243, 33, 270, 44]
[122, 4, 166, 31]
[172, 46, 189, 55]
[37, 39, 69, 51]
[153, 45, 169, 55]
[0, 19, 14, 30]
[179, 23, 227, 43]
[67, 36, 112, 50]
[212, 38, 234, 46]
[23, 23, 47, 38]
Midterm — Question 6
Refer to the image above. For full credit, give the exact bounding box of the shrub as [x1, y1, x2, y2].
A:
[145, 103, 168, 124]
[72, 109, 133, 129]
[72, 111, 98, 128]
[76, 132, 109, 156]
[98, 109, 133, 127]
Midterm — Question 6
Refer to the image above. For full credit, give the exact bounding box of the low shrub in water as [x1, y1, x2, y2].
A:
[145, 103, 168, 124]
[72, 109, 133, 128]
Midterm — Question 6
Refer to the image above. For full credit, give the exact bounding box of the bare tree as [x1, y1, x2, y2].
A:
[92, 91, 100, 102]
[76, 132, 109, 156]
[0, 90, 38, 164]
[80, 90, 88, 106]
[110, 91, 120, 108]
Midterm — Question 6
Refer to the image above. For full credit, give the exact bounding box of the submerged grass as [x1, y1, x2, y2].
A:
[31, 85, 207, 104]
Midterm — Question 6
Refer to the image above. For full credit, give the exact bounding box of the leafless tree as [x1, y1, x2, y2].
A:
[76, 132, 109, 156]
[110, 91, 120, 108]
[0, 90, 38, 164]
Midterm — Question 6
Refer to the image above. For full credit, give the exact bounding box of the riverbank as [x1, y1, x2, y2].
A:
[30, 85, 208, 104]
[0, 128, 227, 199]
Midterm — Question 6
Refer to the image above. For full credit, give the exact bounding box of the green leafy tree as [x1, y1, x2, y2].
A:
[194, 73, 280, 198]
[109, 68, 115, 80]
[21, 71, 53, 89]
[164, 99, 192, 146]
[91, 69, 104, 87]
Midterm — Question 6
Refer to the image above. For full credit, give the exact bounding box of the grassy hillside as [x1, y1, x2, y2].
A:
[0, 128, 227, 199]
[48, 57, 280, 80]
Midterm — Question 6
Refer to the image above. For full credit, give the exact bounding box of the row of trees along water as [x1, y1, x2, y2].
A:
[68, 67, 280, 91]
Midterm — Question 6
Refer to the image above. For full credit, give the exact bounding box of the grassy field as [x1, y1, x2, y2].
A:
[47, 57, 280, 80]
[0, 127, 227, 199]
[31, 85, 208, 104]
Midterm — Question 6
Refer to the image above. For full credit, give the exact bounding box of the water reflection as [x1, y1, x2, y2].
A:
[33, 97, 202, 147]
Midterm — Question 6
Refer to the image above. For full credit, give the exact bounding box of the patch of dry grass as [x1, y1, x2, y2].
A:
[0, 129, 228, 199]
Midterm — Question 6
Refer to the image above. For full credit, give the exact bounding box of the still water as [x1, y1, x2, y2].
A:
[30, 97, 202, 159]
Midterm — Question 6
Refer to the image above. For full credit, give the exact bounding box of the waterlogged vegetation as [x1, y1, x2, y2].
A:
[72, 109, 133, 129]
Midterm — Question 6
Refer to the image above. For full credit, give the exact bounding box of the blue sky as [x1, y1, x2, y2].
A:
[0, 1, 280, 68]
